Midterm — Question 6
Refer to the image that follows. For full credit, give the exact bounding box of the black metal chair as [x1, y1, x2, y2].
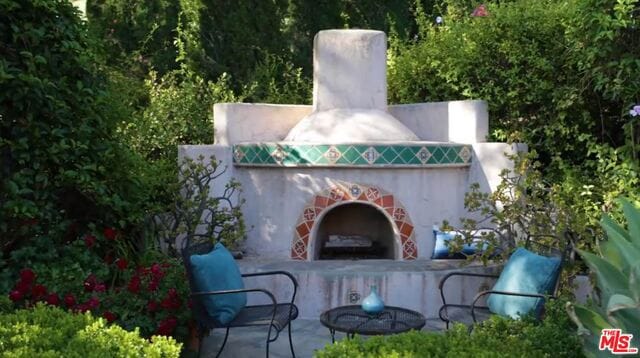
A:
[181, 241, 299, 357]
[438, 231, 575, 329]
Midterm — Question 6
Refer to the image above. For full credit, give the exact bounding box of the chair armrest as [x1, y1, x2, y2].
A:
[242, 271, 298, 304]
[470, 290, 555, 323]
[439, 272, 499, 307]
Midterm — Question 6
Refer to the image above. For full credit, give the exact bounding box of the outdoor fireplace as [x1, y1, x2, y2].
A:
[179, 29, 523, 262]
[314, 203, 396, 260]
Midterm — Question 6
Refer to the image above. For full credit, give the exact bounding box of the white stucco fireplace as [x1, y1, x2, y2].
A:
[179, 29, 523, 319]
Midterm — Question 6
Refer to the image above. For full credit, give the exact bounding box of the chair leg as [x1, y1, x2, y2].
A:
[197, 329, 205, 358]
[215, 328, 230, 358]
[266, 340, 270, 358]
[288, 321, 296, 358]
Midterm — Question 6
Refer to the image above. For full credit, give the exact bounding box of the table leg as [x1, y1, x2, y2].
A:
[329, 328, 336, 343]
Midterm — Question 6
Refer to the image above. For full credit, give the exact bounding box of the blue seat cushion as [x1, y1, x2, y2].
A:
[431, 228, 485, 259]
[190, 243, 247, 325]
[487, 247, 561, 319]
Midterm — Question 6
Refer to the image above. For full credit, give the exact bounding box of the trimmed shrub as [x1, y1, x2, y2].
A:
[0, 304, 182, 357]
[316, 300, 583, 357]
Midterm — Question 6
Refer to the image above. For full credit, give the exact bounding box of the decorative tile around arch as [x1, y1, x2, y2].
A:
[291, 181, 417, 260]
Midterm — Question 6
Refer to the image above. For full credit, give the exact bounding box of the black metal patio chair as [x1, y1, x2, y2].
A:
[438, 231, 575, 329]
[181, 241, 299, 357]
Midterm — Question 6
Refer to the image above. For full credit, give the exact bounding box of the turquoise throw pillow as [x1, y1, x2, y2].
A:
[487, 247, 561, 319]
[190, 243, 247, 325]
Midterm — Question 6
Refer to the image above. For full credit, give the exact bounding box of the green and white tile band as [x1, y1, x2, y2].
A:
[232, 143, 473, 167]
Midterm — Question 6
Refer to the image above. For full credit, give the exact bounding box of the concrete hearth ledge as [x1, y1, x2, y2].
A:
[236, 258, 501, 320]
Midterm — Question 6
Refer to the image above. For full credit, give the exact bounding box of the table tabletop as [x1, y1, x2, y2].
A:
[320, 305, 426, 337]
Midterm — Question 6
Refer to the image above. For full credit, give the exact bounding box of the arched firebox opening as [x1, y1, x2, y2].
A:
[312, 202, 396, 260]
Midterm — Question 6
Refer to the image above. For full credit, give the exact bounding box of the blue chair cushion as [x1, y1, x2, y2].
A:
[487, 247, 561, 318]
[431, 228, 484, 259]
[190, 242, 247, 325]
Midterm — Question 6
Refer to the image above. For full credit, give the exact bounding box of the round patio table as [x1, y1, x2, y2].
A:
[320, 305, 426, 342]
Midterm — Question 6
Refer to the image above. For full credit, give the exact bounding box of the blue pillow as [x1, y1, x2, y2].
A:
[487, 247, 561, 319]
[190, 243, 247, 325]
[431, 228, 484, 259]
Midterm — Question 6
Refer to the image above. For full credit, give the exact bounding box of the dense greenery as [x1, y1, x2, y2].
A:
[0, 0, 149, 254]
[0, 304, 182, 357]
[317, 300, 583, 357]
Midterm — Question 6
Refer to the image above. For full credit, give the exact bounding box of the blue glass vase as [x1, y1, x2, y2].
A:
[361, 285, 385, 314]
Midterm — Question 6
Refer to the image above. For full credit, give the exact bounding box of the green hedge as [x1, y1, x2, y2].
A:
[0, 304, 181, 357]
[317, 301, 583, 357]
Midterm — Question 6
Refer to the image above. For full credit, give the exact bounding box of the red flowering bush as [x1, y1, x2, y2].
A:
[4, 232, 191, 342]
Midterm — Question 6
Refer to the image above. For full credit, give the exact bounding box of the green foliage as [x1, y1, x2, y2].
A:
[567, 198, 640, 356]
[86, 0, 180, 75]
[151, 155, 246, 254]
[242, 54, 312, 104]
[317, 300, 582, 357]
[444, 151, 594, 268]
[0, 0, 147, 253]
[119, 69, 237, 162]
[0, 304, 181, 357]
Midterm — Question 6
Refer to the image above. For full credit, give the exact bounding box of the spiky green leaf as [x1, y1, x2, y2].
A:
[620, 198, 640, 245]
[577, 249, 630, 301]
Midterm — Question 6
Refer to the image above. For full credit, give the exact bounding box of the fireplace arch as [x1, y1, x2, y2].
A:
[290, 181, 417, 260]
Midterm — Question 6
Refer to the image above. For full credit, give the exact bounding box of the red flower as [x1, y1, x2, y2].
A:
[103, 227, 117, 240]
[155, 317, 178, 336]
[84, 274, 97, 292]
[19, 268, 36, 284]
[9, 290, 23, 302]
[14, 279, 31, 294]
[104, 253, 114, 265]
[147, 300, 159, 312]
[103, 311, 117, 323]
[148, 278, 160, 292]
[87, 297, 100, 310]
[161, 290, 181, 310]
[94, 283, 106, 293]
[64, 293, 76, 308]
[31, 284, 47, 299]
[150, 263, 164, 278]
[84, 235, 96, 248]
[76, 303, 90, 313]
[116, 258, 128, 271]
[127, 276, 141, 294]
[46, 293, 60, 306]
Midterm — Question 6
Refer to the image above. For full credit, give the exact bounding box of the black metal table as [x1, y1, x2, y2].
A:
[319, 305, 426, 342]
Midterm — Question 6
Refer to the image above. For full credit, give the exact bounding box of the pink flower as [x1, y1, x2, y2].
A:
[46, 293, 60, 306]
[84, 235, 96, 248]
[471, 4, 489, 17]
[103, 227, 117, 240]
[9, 290, 23, 302]
[103, 311, 117, 322]
[19, 268, 36, 284]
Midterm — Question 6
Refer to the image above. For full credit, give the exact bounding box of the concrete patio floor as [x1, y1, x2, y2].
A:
[200, 317, 444, 357]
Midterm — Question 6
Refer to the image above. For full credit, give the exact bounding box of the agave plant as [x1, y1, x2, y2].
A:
[567, 198, 640, 356]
